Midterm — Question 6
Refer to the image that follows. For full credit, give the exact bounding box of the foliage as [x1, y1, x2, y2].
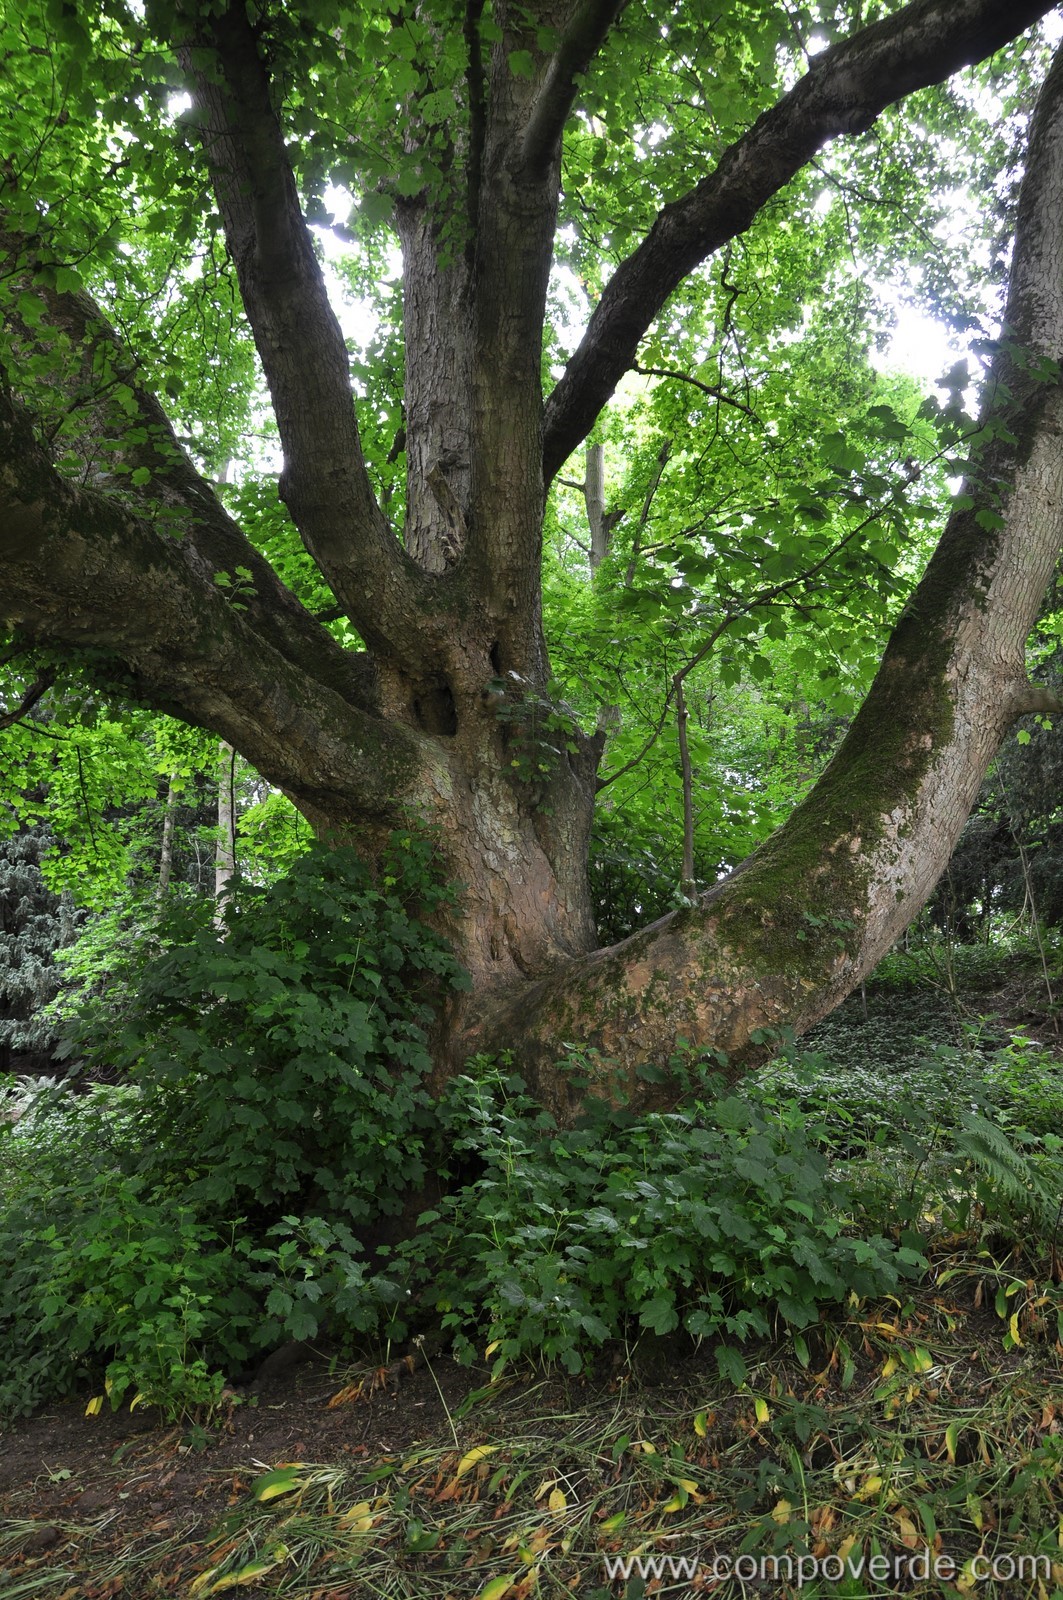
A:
[4, 988, 1063, 1420]
[0, 825, 80, 1073]
[1, 696, 225, 906]
[0, 1086, 404, 1418]
[0, 833, 467, 1419]
[62, 834, 469, 1227]
[755, 1000, 1063, 1253]
[406, 1060, 925, 1380]
[871, 925, 1054, 990]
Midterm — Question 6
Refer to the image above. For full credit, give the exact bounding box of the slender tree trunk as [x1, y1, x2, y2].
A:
[585, 443, 608, 572]
[675, 676, 696, 896]
[157, 774, 177, 902]
[215, 741, 236, 912]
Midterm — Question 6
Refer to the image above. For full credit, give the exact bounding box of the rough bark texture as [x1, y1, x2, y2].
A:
[2, 0, 1061, 1122]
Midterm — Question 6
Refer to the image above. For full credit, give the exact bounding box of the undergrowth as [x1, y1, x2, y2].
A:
[1, 904, 1062, 1425]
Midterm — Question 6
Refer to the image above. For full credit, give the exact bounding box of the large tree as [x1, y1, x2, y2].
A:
[3, 0, 1063, 1116]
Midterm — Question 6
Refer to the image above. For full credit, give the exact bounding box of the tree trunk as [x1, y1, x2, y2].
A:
[465, 40, 1063, 1113]
[584, 443, 608, 572]
[156, 774, 178, 902]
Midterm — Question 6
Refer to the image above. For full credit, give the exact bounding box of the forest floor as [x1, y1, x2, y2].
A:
[2, 974, 1062, 1600]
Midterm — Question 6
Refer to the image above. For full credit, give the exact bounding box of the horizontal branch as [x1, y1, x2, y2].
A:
[1011, 683, 1063, 715]
[0, 217, 381, 718]
[631, 363, 761, 420]
[542, 0, 1057, 483]
[0, 382, 422, 825]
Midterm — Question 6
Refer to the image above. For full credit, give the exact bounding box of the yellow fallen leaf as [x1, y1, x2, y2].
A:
[84, 1396, 104, 1417]
[336, 1501, 373, 1533]
[771, 1499, 793, 1524]
[548, 1488, 567, 1513]
[205, 1546, 290, 1594]
[601, 1511, 626, 1533]
[693, 1410, 708, 1438]
[250, 1466, 305, 1503]
[893, 1510, 920, 1547]
[855, 1475, 883, 1501]
[457, 1445, 498, 1480]
[1009, 1311, 1023, 1347]
[754, 1398, 771, 1425]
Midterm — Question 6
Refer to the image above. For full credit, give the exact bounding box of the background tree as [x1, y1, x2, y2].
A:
[0, 827, 78, 1077]
[3, 0, 1063, 1117]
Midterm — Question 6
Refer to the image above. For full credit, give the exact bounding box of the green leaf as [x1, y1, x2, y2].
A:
[715, 1345, 748, 1386]
[250, 1465, 306, 1502]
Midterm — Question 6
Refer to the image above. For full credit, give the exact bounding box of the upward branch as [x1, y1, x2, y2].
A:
[542, 0, 1058, 484]
[181, 2, 426, 659]
[520, 0, 628, 175]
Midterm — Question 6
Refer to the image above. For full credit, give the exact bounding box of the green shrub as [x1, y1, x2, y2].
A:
[405, 1062, 925, 1379]
[61, 833, 469, 1227]
[752, 1026, 1063, 1256]
[0, 1086, 243, 1417]
[0, 1089, 413, 1419]
[0, 835, 462, 1419]
[871, 929, 1055, 992]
